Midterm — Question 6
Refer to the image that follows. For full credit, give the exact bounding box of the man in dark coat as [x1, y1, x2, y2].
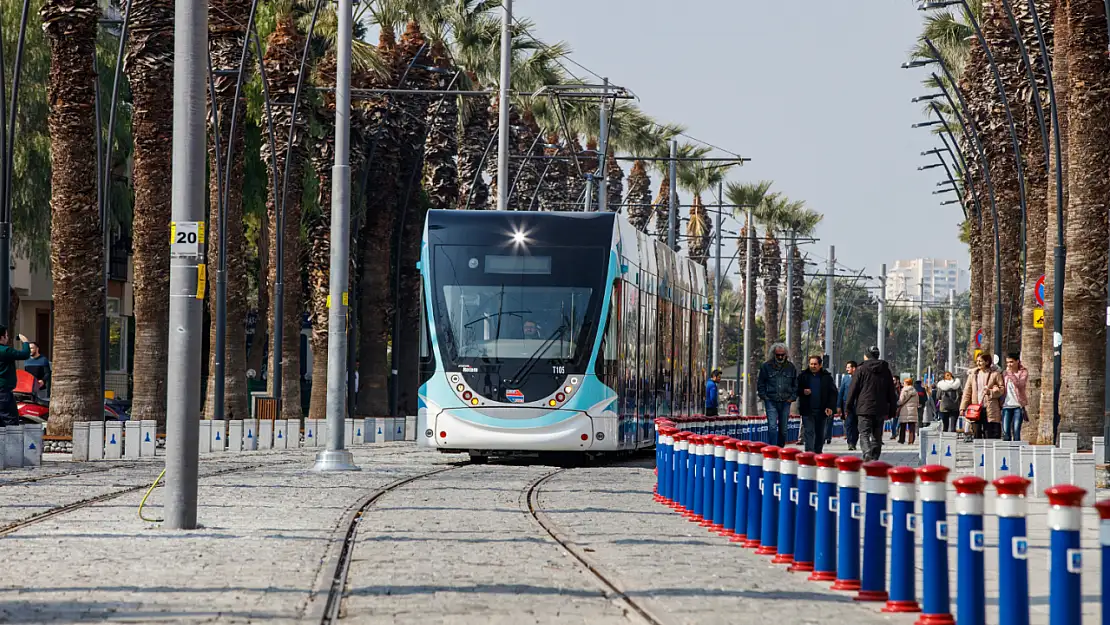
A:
[846, 346, 899, 461]
[757, 343, 798, 447]
[797, 355, 838, 453]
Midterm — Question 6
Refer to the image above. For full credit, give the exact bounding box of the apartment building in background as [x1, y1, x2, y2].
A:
[886, 258, 967, 307]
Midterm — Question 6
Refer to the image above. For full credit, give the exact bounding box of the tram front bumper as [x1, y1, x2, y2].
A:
[421, 409, 596, 451]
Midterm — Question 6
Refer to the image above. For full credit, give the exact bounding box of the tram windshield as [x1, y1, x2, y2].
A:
[431, 245, 607, 368]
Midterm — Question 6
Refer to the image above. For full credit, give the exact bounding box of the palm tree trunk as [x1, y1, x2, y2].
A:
[261, 15, 308, 422]
[761, 233, 781, 354]
[652, 174, 673, 245]
[1014, 0, 1051, 436]
[40, 0, 101, 436]
[1059, 0, 1110, 449]
[625, 159, 652, 230]
[203, 0, 252, 421]
[1038, 0, 1068, 444]
[789, 247, 804, 361]
[422, 42, 458, 210]
[967, 216, 983, 363]
[355, 27, 402, 419]
[457, 74, 491, 210]
[124, 0, 173, 427]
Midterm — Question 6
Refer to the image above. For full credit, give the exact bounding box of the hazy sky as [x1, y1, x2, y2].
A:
[518, 1, 967, 283]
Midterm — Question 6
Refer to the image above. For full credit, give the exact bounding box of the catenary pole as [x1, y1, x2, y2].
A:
[668, 140, 677, 250]
[313, 0, 358, 470]
[712, 182, 722, 370]
[785, 231, 795, 356]
[948, 289, 955, 374]
[825, 246, 835, 369]
[917, 281, 924, 380]
[495, 0, 511, 211]
[165, 0, 206, 529]
[596, 77, 609, 213]
[878, 264, 887, 358]
[741, 207, 754, 415]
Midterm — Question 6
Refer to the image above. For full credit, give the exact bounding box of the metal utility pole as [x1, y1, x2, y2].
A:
[784, 232, 795, 355]
[667, 140, 677, 250]
[877, 264, 887, 358]
[824, 246, 835, 369]
[165, 0, 206, 529]
[495, 0, 512, 211]
[595, 78, 609, 213]
[947, 289, 956, 374]
[741, 207, 754, 415]
[916, 281, 924, 380]
[712, 183, 722, 370]
[314, 0, 359, 471]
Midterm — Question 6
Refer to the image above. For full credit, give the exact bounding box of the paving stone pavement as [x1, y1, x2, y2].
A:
[342, 463, 631, 625]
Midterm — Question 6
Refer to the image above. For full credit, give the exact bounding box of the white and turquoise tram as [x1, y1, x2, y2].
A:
[416, 209, 708, 462]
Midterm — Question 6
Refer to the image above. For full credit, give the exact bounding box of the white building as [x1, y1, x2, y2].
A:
[887, 258, 967, 307]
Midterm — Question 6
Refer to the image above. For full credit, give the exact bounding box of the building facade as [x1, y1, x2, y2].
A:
[887, 258, 967, 307]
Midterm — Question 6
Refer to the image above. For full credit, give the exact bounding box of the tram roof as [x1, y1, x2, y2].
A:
[426, 210, 617, 248]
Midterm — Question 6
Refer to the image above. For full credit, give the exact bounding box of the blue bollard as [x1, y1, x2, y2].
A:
[654, 422, 669, 503]
[832, 456, 863, 591]
[742, 441, 767, 548]
[689, 435, 705, 521]
[720, 439, 739, 537]
[953, 475, 987, 625]
[672, 432, 689, 512]
[883, 466, 922, 613]
[856, 461, 892, 602]
[994, 476, 1030, 625]
[916, 465, 954, 625]
[730, 441, 752, 542]
[1096, 500, 1110, 625]
[701, 435, 723, 528]
[710, 436, 728, 531]
[756, 446, 782, 556]
[1045, 484, 1086, 625]
[809, 453, 839, 582]
[789, 451, 818, 572]
[773, 447, 800, 564]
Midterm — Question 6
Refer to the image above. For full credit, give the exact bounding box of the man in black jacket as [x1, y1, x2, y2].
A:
[797, 355, 838, 453]
[846, 346, 899, 461]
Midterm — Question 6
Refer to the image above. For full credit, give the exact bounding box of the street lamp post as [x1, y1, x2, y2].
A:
[313, 0, 358, 471]
[495, 0, 512, 211]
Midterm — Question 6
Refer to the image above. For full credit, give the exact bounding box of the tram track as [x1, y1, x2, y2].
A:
[0, 464, 117, 487]
[0, 458, 298, 537]
[313, 463, 465, 625]
[524, 468, 668, 625]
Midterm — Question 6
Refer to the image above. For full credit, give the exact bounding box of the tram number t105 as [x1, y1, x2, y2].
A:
[552, 365, 565, 375]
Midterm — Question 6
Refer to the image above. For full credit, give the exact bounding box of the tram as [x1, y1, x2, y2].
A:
[416, 209, 708, 461]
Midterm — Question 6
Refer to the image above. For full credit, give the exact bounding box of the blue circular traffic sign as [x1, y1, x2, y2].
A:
[1035, 275, 1046, 307]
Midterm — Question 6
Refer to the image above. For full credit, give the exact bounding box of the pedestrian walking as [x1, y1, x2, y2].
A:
[706, 369, 722, 417]
[845, 346, 899, 461]
[797, 355, 837, 453]
[838, 360, 858, 450]
[889, 375, 900, 440]
[1001, 353, 1028, 442]
[0, 325, 31, 426]
[897, 378, 920, 445]
[24, 341, 51, 397]
[960, 352, 1004, 440]
[934, 371, 962, 432]
[757, 343, 798, 448]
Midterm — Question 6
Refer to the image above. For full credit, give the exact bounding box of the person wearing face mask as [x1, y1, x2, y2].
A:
[757, 342, 798, 447]
[797, 355, 838, 453]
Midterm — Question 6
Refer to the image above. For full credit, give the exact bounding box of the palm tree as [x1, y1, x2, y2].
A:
[39, 0, 101, 437]
[260, 5, 310, 421]
[726, 181, 773, 391]
[124, 0, 173, 426]
[624, 159, 652, 230]
[678, 165, 726, 267]
[1058, 0, 1110, 448]
[755, 195, 803, 355]
[201, 0, 253, 423]
[779, 204, 822, 361]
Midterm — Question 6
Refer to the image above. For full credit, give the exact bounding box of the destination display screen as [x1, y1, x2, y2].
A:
[484, 255, 552, 275]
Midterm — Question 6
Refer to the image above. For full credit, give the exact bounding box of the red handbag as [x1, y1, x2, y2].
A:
[965, 404, 983, 422]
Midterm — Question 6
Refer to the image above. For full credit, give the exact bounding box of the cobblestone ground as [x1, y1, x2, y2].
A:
[342, 463, 630, 625]
[0, 445, 459, 624]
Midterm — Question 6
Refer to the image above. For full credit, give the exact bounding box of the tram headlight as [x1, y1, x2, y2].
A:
[456, 384, 465, 393]
[463, 391, 472, 401]
[548, 399, 557, 407]
[570, 377, 579, 385]
[564, 386, 573, 394]
[556, 393, 565, 402]
[470, 397, 480, 406]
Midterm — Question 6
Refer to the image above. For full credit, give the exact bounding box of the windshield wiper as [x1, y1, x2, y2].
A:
[462, 310, 532, 329]
[506, 316, 570, 385]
